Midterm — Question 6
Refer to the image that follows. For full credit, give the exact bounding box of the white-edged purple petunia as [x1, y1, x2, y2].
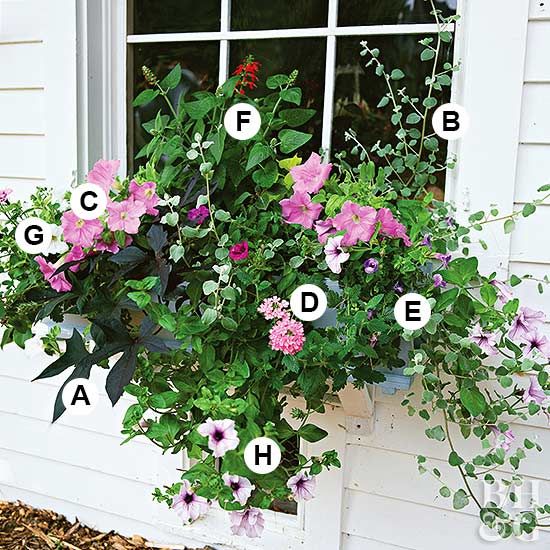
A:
[491, 426, 515, 453]
[229, 508, 265, 538]
[223, 473, 255, 506]
[324, 235, 350, 274]
[522, 331, 550, 359]
[287, 472, 316, 502]
[197, 418, 240, 458]
[509, 307, 546, 340]
[523, 375, 548, 406]
[172, 480, 209, 524]
[490, 279, 513, 305]
[469, 323, 498, 356]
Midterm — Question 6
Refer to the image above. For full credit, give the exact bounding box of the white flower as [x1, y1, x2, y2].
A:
[44, 224, 69, 256]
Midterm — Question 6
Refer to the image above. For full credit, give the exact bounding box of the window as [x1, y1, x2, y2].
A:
[125, 0, 457, 177]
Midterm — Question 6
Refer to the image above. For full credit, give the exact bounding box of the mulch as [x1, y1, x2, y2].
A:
[0, 501, 211, 550]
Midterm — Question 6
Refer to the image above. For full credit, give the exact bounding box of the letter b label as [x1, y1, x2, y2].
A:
[432, 103, 469, 141]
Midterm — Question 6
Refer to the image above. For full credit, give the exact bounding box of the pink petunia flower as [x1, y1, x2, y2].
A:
[257, 296, 290, 321]
[376, 207, 412, 247]
[280, 191, 323, 229]
[522, 331, 550, 359]
[269, 317, 305, 355]
[230, 508, 265, 539]
[433, 274, 447, 288]
[290, 152, 332, 194]
[469, 323, 498, 356]
[106, 198, 146, 234]
[188, 205, 210, 225]
[197, 418, 240, 458]
[61, 211, 103, 248]
[35, 256, 72, 293]
[63, 246, 86, 273]
[490, 280, 513, 305]
[86, 159, 120, 194]
[523, 375, 548, 406]
[491, 426, 515, 453]
[95, 233, 132, 254]
[287, 472, 316, 502]
[509, 307, 546, 340]
[314, 218, 336, 244]
[223, 473, 255, 506]
[333, 201, 377, 246]
[324, 235, 350, 274]
[229, 241, 249, 261]
[129, 180, 159, 215]
[0, 188, 13, 204]
[172, 480, 209, 524]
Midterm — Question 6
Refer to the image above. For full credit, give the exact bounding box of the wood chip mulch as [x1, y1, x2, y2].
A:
[0, 501, 211, 550]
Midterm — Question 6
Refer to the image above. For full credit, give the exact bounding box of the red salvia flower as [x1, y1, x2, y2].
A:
[232, 55, 261, 95]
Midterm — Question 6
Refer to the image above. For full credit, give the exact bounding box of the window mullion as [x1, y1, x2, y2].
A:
[218, 0, 231, 86]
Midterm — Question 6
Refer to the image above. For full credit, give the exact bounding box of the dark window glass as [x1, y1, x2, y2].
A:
[230, 38, 326, 153]
[130, 0, 220, 34]
[332, 35, 453, 191]
[231, 0, 328, 30]
[130, 42, 219, 169]
[338, 0, 457, 26]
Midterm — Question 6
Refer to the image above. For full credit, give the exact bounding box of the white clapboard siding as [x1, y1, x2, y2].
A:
[342, 533, 415, 550]
[0, 135, 46, 178]
[520, 84, 550, 143]
[524, 21, 550, 82]
[529, 0, 550, 20]
[510, 205, 550, 263]
[0, 89, 45, 134]
[515, 144, 550, 203]
[0, 0, 43, 41]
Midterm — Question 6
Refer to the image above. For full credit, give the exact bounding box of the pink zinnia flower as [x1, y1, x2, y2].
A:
[129, 180, 159, 215]
[223, 473, 255, 506]
[257, 296, 290, 321]
[0, 188, 12, 204]
[287, 472, 316, 502]
[490, 280, 513, 304]
[61, 211, 103, 248]
[197, 418, 240, 458]
[188, 205, 210, 225]
[229, 241, 249, 261]
[35, 256, 72, 293]
[230, 508, 265, 539]
[280, 191, 323, 229]
[523, 375, 547, 406]
[269, 317, 305, 355]
[63, 245, 86, 273]
[469, 323, 498, 356]
[172, 480, 209, 524]
[314, 218, 336, 244]
[376, 207, 412, 246]
[324, 235, 350, 274]
[86, 159, 120, 194]
[433, 274, 447, 288]
[491, 426, 515, 453]
[106, 198, 146, 234]
[290, 152, 332, 194]
[333, 201, 377, 246]
[522, 331, 550, 359]
[509, 307, 546, 340]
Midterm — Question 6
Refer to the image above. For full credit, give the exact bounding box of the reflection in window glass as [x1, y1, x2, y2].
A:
[230, 38, 326, 153]
[332, 35, 453, 191]
[231, 0, 328, 30]
[130, 42, 219, 169]
[131, 0, 220, 34]
[338, 0, 457, 26]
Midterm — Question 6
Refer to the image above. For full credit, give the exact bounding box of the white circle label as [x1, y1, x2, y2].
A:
[432, 103, 470, 141]
[62, 378, 99, 416]
[15, 217, 52, 254]
[290, 284, 327, 322]
[70, 183, 107, 220]
[244, 437, 281, 474]
[394, 293, 432, 330]
[224, 103, 261, 140]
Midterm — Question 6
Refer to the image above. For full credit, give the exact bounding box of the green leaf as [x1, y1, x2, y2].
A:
[280, 87, 302, 105]
[377, 96, 390, 108]
[150, 391, 180, 409]
[185, 95, 217, 119]
[423, 97, 437, 109]
[460, 386, 487, 417]
[448, 451, 464, 466]
[105, 346, 139, 406]
[279, 129, 312, 153]
[406, 113, 421, 125]
[160, 64, 182, 90]
[504, 219, 516, 234]
[246, 142, 272, 171]
[133, 89, 159, 107]
[266, 74, 289, 89]
[127, 290, 152, 309]
[480, 284, 497, 307]
[202, 280, 219, 295]
[298, 424, 328, 443]
[33, 330, 87, 381]
[252, 161, 279, 188]
[453, 489, 469, 510]
[421, 48, 436, 61]
[390, 69, 405, 80]
[201, 308, 217, 326]
[279, 108, 316, 127]
[440, 486, 451, 498]
[522, 203, 536, 217]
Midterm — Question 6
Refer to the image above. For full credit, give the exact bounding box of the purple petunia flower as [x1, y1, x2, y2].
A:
[509, 307, 546, 340]
[197, 418, 240, 458]
[223, 473, 255, 505]
[434, 252, 451, 269]
[393, 281, 404, 294]
[363, 258, 379, 274]
[469, 323, 498, 356]
[230, 508, 265, 538]
[421, 234, 432, 248]
[433, 274, 447, 288]
[490, 280, 513, 305]
[324, 235, 350, 274]
[287, 472, 316, 502]
[522, 331, 550, 359]
[188, 205, 210, 225]
[523, 375, 547, 406]
[491, 426, 515, 453]
[172, 480, 209, 524]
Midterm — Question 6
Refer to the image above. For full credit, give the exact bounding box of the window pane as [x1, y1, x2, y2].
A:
[332, 35, 453, 190]
[338, 0, 457, 26]
[230, 38, 326, 153]
[231, 0, 328, 30]
[130, 42, 219, 169]
[130, 0, 220, 34]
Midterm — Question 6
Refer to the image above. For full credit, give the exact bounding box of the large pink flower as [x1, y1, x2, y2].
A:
[522, 331, 550, 359]
[63, 245, 86, 273]
[314, 218, 336, 244]
[376, 207, 412, 246]
[523, 375, 547, 406]
[61, 211, 103, 248]
[287, 472, 316, 502]
[269, 317, 305, 355]
[87, 159, 120, 194]
[290, 152, 332, 194]
[333, 201, 377, 246]
[223, 473, 255, 506]
[509, 307, 546, 340]
[197, 418, 240, 458]
[95, 233, 132, 254]
[230, 508, 265, 538]
[172, 480, 209, 524]
[35, 256, 72, 293]
[129, 180, 159, 215]
[469, 323, 498, 356]
[280, 192, 323, 229]
[106, 198, 146, 234]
